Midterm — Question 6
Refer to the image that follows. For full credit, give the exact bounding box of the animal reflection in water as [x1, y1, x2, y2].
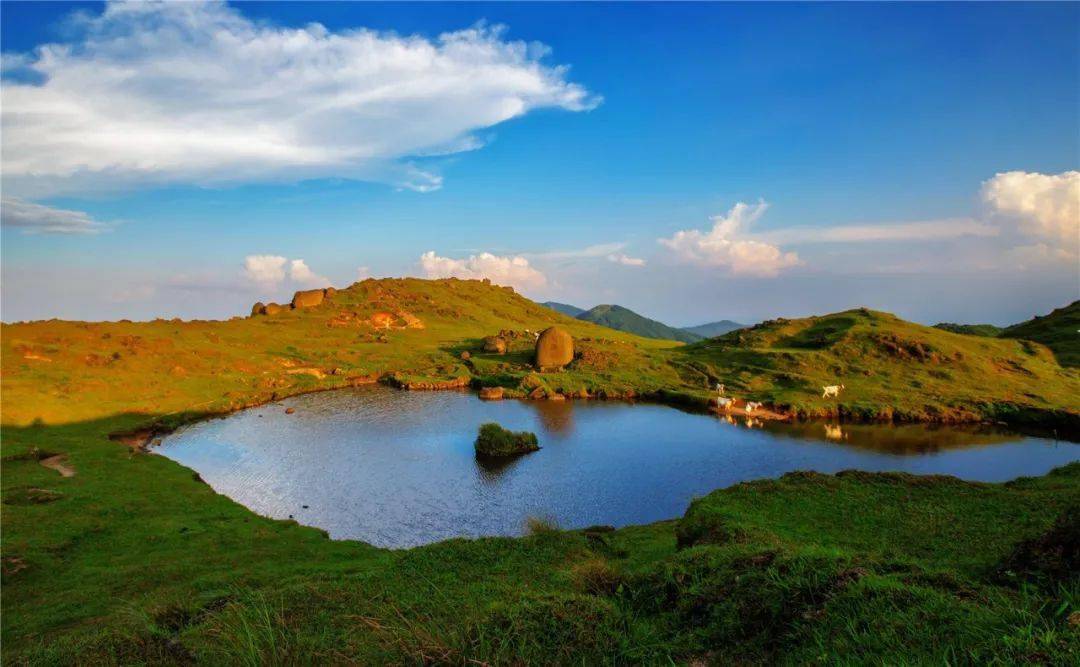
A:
[718, 413, 762, 429]
[824, 423, 846, 441]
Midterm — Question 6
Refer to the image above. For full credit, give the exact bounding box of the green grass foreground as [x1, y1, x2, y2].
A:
[2, 278, 1079, 663]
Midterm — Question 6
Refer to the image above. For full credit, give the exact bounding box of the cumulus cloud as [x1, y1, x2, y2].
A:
[981, 171, 1079, 250]
[658, 200, 800, 277]
[288, 259, 330, 288]
[1, 197, 107, 234]
[243, 255, 331, 289]
[1, 0, 599, 198]
[243, 255, 289, 286]
[607, 253, 646, 267]
[419, 250, 547, 290]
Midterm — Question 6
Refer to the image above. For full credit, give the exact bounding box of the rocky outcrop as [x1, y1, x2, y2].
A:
[479, 386, 505, 400]
[535, 327, 574, 370]
[370, 312, 395, 329]
[291, 289, 326, 309]
[263, 303, 287, 316]
[483, 336, 507, 354]
[251, 302, 266, 317]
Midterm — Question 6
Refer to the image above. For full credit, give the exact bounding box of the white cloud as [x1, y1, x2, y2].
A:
[243, 255, 288, 286]
[288, 259, 329, 288]
[981, 171, 1080, 247]
[607, 253, 646, 267]
[356, 266, 372, 281]
[1, 197, 107, 234]
[419, 250, 547, 290]
[658, 200, 801, 277]
[1, 1, 599, 198]
[759, 218, 999, 244]
[527, 242, 626, 261]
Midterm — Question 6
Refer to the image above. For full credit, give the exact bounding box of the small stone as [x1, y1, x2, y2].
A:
[285, 407, 295, 414]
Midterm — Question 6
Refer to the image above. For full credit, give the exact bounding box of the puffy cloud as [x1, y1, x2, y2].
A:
[607, 253, 646, 267]
[1, 197, 107, 234]
[1, 1, 599, 198]
[658, 200, 800, 277]
[419, 250, 547, 290]
[981, 171, 1080, 247]
[243, 255, 288, 286]
[288, 259, 329, 288]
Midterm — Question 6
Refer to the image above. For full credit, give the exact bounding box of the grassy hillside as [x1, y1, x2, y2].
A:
[1002, 300, 1080, 367]
[934, 322, 1004, 337]
[540, 301, 586, 317]
[578, 304, 703, 343]
[681, 319, 745, 338]
[678, 308, 1079, 428]
[3, 279, 1079, 662]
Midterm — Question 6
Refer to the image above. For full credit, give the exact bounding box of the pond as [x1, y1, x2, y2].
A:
[156, 387, 1078, 548]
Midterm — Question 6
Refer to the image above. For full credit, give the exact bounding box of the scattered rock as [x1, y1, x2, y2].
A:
[535, 326, 574, 370]
[548, 393, 566, 401]
[370, 312, 396, 329]
[285, 407, 296, 414]
[40, 454, 75, 478]
[262, 303, 287, 316]
[460, 351, 471, 361]
[475, 422, 540, 458]
[291, 289, 326, 309]
[479, 386, 505, 400]
[483, 336, 508, 354]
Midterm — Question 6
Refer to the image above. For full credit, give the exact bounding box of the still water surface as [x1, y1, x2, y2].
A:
[157, 387, 1078, 547]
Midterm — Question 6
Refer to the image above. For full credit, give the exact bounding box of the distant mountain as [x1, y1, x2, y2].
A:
[1001, 300, 1079, 367]
[577, 304, 702, 343]
[541, 301, 586, 318]
[681, 320, 745, 339]
[933, 323, 1003, 337]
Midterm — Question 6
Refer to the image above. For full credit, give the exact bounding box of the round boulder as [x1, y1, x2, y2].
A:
[535, 327, 574, 370]
[251, 302, 266, 316]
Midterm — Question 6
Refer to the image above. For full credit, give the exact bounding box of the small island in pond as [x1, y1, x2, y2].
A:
[475, 423, 541, 458]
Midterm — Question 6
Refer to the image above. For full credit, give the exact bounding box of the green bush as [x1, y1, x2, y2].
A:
[474, 422, 540, 458]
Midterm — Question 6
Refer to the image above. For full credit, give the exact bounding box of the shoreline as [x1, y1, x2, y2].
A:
[109, 374, 1080, 450]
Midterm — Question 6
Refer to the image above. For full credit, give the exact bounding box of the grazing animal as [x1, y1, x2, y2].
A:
[716, 383, 726, 396]
[745, 401, 762, 413]
[716, 396, 733, 409]
[822, 384, 845, 398]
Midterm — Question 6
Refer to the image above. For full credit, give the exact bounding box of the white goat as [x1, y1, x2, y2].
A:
[715, 396, 734, 409]
[822, 384, 845, 398]
[745, 401, 762, 413]
[715, 383, 726, 396]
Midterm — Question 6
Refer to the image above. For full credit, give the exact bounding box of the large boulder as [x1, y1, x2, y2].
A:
[535, 327, 574, 370]
[291, 289, 325, 309]
[250, 302, 266, 317]
[263, 303, 286, 316]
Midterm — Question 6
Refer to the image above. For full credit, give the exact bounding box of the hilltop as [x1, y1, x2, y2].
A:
[576, 304, 702, 343]
[540, 301, 586, 317]
[680, 307, 1079, 428]
[931, 301, 1079, 368]
[681, 319, 745, 338]
[1001, 300, 1080, 367]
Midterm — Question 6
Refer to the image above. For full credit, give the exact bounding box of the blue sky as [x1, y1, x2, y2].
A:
[2, 1, 1077, 325]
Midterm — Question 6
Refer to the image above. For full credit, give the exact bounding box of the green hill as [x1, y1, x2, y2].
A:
[681, 319, 745, 338]
[679, 307, 1079, 426]
[541, 301, 586, 317]
[2, 279, 1079, 663]
[577, 304, 702, 343]
[1001, 300, 1080, 367]
[933, 322, 1003, 337]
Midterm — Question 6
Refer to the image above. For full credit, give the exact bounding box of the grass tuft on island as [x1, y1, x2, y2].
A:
[475, 422, 540, 458]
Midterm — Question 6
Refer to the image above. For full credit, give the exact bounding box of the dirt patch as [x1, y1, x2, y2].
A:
[4, 487, 64, 505]
[285, 368, 326, 379]
[110, 428, 158, 452]
[40, 454, 76, 477]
